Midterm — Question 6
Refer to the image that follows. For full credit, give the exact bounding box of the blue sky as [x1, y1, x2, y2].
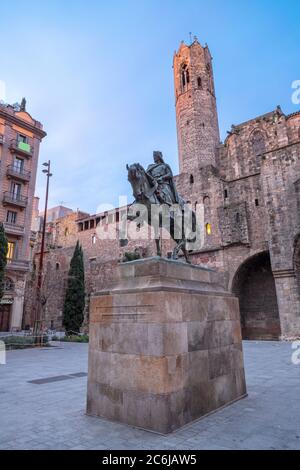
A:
[0, 0, 299, 213]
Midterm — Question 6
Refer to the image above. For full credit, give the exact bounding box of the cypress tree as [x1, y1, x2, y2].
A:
[0, 223, 8, 301]
[63, 241, 85, 335]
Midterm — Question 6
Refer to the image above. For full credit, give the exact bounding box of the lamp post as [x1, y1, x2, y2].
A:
[34, 160, 52, 345]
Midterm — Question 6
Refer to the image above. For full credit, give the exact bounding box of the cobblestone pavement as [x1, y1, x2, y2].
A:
[0, 341, 299, 450]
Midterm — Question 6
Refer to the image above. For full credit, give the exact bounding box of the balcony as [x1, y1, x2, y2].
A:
[9, 139, 33, 157]
[3, 192, 28, 208]
[6, 258, 30, 272]
[6, 165, 31, 182]
[3, 222, 25, 236]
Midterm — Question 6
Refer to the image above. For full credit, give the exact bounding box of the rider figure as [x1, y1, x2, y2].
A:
[146, 151, 182, 207]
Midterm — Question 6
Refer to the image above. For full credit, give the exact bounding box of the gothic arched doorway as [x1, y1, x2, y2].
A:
[232, 251, 281, 340]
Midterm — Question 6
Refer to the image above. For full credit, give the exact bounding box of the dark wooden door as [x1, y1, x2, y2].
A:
[0, 305, 11, 332]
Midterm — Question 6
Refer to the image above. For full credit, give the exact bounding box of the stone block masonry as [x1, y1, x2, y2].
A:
[87, 257, 247, 434]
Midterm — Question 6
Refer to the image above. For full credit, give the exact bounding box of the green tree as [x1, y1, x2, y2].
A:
[0, 223, 8, 301]
[63, 241, 85, 335]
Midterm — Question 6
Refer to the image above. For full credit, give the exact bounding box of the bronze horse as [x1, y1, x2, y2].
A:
[120, 163, 197, 263]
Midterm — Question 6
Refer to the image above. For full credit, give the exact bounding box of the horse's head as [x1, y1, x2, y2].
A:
[126, 163, 149, 200]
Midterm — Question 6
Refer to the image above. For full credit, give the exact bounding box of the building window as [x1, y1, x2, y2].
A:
[190, 174, 194, 184]
[10, 182, 21, 199]
[6, 211, 17, 224]
[255, 198, 259, 207]
[55, 263, 60, 270]
[236, 213, 240, 223]
[206, 223, 212, 235]
[251, 130, 266, 168]
[224, 189, 228, 199]
[181, 64, 190, 90]
[7, 242, 15, 260]
[91, 234, 96, 245]
[17, 133, 28, 144]
[197, 77, 202, 88]
[3, 278, 14, 291]
[14, 157, 24, 172]
[84, 221, 89, 230]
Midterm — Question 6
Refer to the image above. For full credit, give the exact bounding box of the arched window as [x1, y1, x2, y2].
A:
[250, 130, 266, 168]
[55, 262, 60, 270]
[186, 68, 190, 84]
[206, 223, 212, 235]
[181, 64, 190, 91]
[197, 77, 202, 88]
[190, 174, 194, 184]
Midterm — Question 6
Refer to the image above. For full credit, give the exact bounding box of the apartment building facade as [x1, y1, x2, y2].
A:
[0, 100, 46, 331]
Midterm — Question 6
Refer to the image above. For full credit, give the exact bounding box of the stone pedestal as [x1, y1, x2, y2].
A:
[86, 257, 247, 434]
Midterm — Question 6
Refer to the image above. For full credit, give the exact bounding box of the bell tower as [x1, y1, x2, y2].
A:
[173, 38, 220, 173]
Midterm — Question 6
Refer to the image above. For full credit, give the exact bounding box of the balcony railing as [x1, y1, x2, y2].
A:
[9, 139, 33, 157]
[6, 165, 31, 182]
[3, 222, 25, 236]
[6, 258, 30, 271]
[3, 192, 28, 208]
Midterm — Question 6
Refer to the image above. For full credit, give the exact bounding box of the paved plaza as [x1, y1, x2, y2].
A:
[0, 340, 299, 450]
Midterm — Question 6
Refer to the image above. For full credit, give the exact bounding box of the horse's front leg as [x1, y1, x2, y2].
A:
[119, 210, 137, 247]
[155, 237, 162, 257]
[172, 239, 184, 260]
[181, 241, 191, 264]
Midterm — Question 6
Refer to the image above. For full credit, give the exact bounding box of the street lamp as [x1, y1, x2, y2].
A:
[33, 160, 52, 345]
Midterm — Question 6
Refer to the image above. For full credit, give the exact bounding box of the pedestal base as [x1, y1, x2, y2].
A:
[87, 257, 247, 434]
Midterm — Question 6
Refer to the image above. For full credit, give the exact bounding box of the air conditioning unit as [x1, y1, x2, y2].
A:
[0, 135, 5, 144]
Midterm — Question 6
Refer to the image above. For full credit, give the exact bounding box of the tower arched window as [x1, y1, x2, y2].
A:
[197, 77, 202, 88]
[190, 174, 194, 184]
[181, 64, 190, 91]
[250, 130, 266, 168]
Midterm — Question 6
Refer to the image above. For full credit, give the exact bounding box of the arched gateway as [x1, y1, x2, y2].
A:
[232, 251, 281, 340]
